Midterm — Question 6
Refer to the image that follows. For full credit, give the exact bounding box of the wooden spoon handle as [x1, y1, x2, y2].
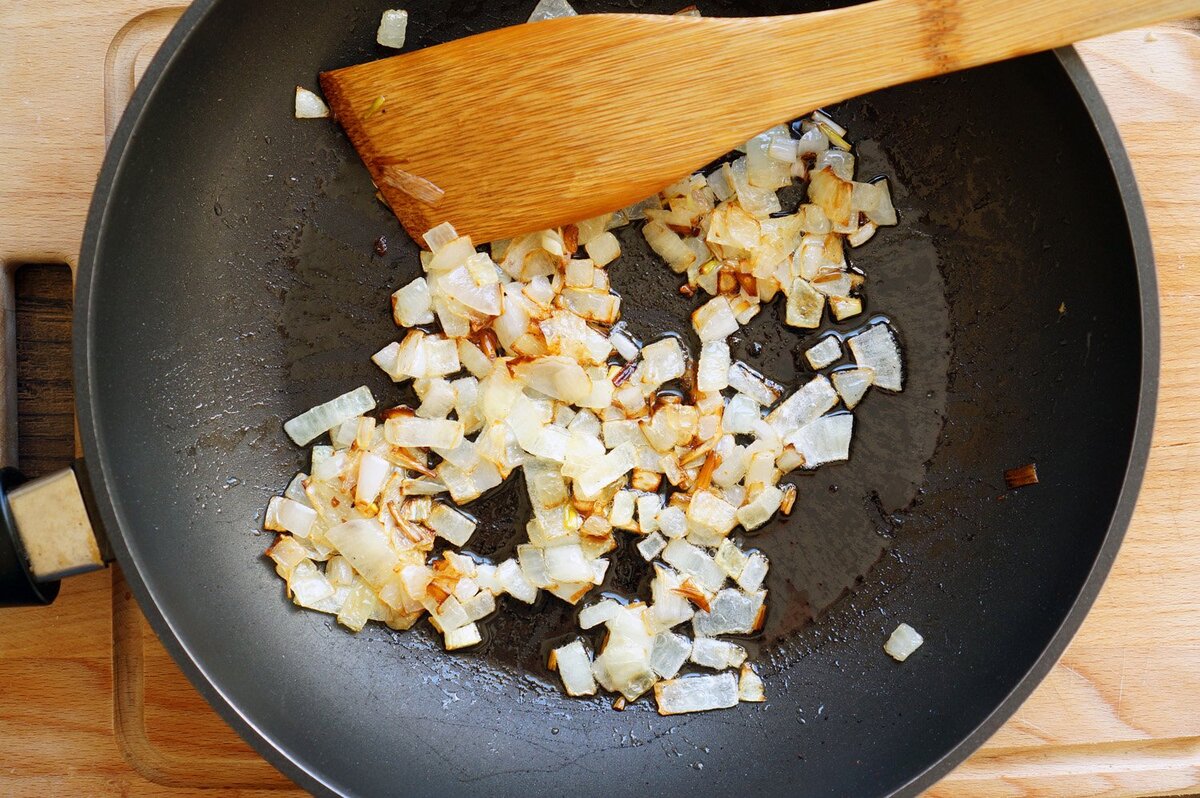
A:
[726, 0, 1200, 126]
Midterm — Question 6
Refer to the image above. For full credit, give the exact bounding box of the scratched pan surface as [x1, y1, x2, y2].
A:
[75, 0, 1156, 795]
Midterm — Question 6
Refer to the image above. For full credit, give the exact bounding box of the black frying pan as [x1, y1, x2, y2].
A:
[14, 0, 1160, 794]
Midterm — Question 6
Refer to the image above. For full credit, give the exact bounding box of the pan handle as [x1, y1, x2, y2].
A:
[0, 265, 108, 607]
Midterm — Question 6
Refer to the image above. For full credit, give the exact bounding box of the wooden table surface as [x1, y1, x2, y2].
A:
[1, 3, 1199, 796]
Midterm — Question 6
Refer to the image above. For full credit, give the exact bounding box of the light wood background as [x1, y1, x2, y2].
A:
[0, 2, 1197, 796]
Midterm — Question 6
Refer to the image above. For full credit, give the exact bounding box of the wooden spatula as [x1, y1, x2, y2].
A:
[321, 0, 1199, 244]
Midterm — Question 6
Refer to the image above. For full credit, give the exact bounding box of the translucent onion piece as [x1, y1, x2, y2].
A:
[805, 336, 843, 370]
[553, 640, 597, 695]
[848, 323, 904, 391]
[690, 637, 748, 670]
[294, 86, 330, 119]
[284, 386, 375, 446]
[738, 664, 766, 702]
[789, 413, 853, 468]
[885, 623, 924, 661]
[527, 0, 577, 22]
[655, 672, 739, 715]
[376, 9, 409, 48]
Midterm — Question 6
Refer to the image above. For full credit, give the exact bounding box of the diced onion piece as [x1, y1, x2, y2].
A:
[384, 416, 464, 449]
[785, 278, 825, 328]
[848, 323, 904, 391]
[427, 503, 477, 546]
[584, 232, 621, 267]
[637, 531, 668, 561]
[805, 336, 843, 369]
[497, 558, 538, 603]
[653, 506, 685, 540]
[692, 588, 763, 636]
[727, 361, 783, 407]
[609, 324, 641, 361]
[544, 543, 593, 583]
[288, 559, 336, 608]
[265, 496, 317, 538]
[686, 491, 738, 539]
[324, 519, 399, 588]
[789, 413, 853, 468]
[738, 664, 766, 702]
[692, 296, 739, 342]
[865, 179, 898, 226]
[831, 366, 873, 409]
[736, 485, 783, 531]
[643, 220, 697, 272]
[639, 337, 687, 389]
[528, 0, 577, 21]
[577, 442, 637, 498]
[714, 539, 748, 579]
[649, 631, 692, 679]
[885, 622, 924, 661]
[294, 86, 330, 119]
[766, 375, 838, 439]
[445, 622, 482, 650]
[553, 640, 597, 695]
[662, 539, 725, 593]
[697, 340, 731, 392]
[579, 598, 621, 629]
[736, 551, 769, 592]
[284, 386, 375, 446]
[355, 452, 391, 506]
[690, 637, 747, 669]
[848, 220, 878, 247]
[376, 9, 409, 48]
[655, 672, 739, 715]
[812, 110, 846, 136]
[422, 221, 458, 252]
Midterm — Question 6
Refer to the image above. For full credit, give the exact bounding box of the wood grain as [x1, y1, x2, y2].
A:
[0, 3, 1197, 797]
[321, 0, 1200, 243]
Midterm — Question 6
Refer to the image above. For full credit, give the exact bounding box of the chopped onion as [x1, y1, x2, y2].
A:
[767, 375, 838, 439]
[650, 632, 692, 679]
[294, 86, 330, 119]
[427, 503, 477, 546]
[692, 588, 763, 636]
[690, 637, 747, 669]
[284, 386, 375, 446]
[637, 531, 668, 561]
[553, 640, 597, 695]
[384, 416, 464, 449]
[265, 496, 317, 538]
[376, 9, 409, 48]
[527, 0, 577, 21]
[697, 340, 731, 392]
[579, 598, 621, 629]
[831, 367, 873, 409]
[444, 622, 482, 650]
[727, 361, 783, 407]
[789, 413, 853, 468]
[738, 664, 766, 702]
[805, 336, 843, 370]
[692, 296, 739, 342]
[655, 672, 739, 715]
[584, 232, 621, 267]
[885, 622, 924, 661]
[265, 98, 911, 713]
[662, 539, 725, 593]
[848, 323, 903, 391]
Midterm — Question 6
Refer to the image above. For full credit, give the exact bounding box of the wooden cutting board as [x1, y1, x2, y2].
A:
[1, 3, 1198, 796]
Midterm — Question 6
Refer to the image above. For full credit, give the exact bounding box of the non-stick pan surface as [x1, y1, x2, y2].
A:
[75, 0, 1157, 795]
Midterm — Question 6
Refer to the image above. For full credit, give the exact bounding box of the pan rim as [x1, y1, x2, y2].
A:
[73, 4, 1160, 795]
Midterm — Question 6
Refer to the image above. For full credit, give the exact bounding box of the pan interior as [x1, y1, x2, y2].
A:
[79, 0, 1148, 795]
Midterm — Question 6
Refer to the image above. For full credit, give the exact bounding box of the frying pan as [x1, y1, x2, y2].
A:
[0, 0, 1156, 794]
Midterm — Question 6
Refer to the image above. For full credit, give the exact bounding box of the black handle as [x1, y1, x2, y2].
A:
[0, 467, 60, 607]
